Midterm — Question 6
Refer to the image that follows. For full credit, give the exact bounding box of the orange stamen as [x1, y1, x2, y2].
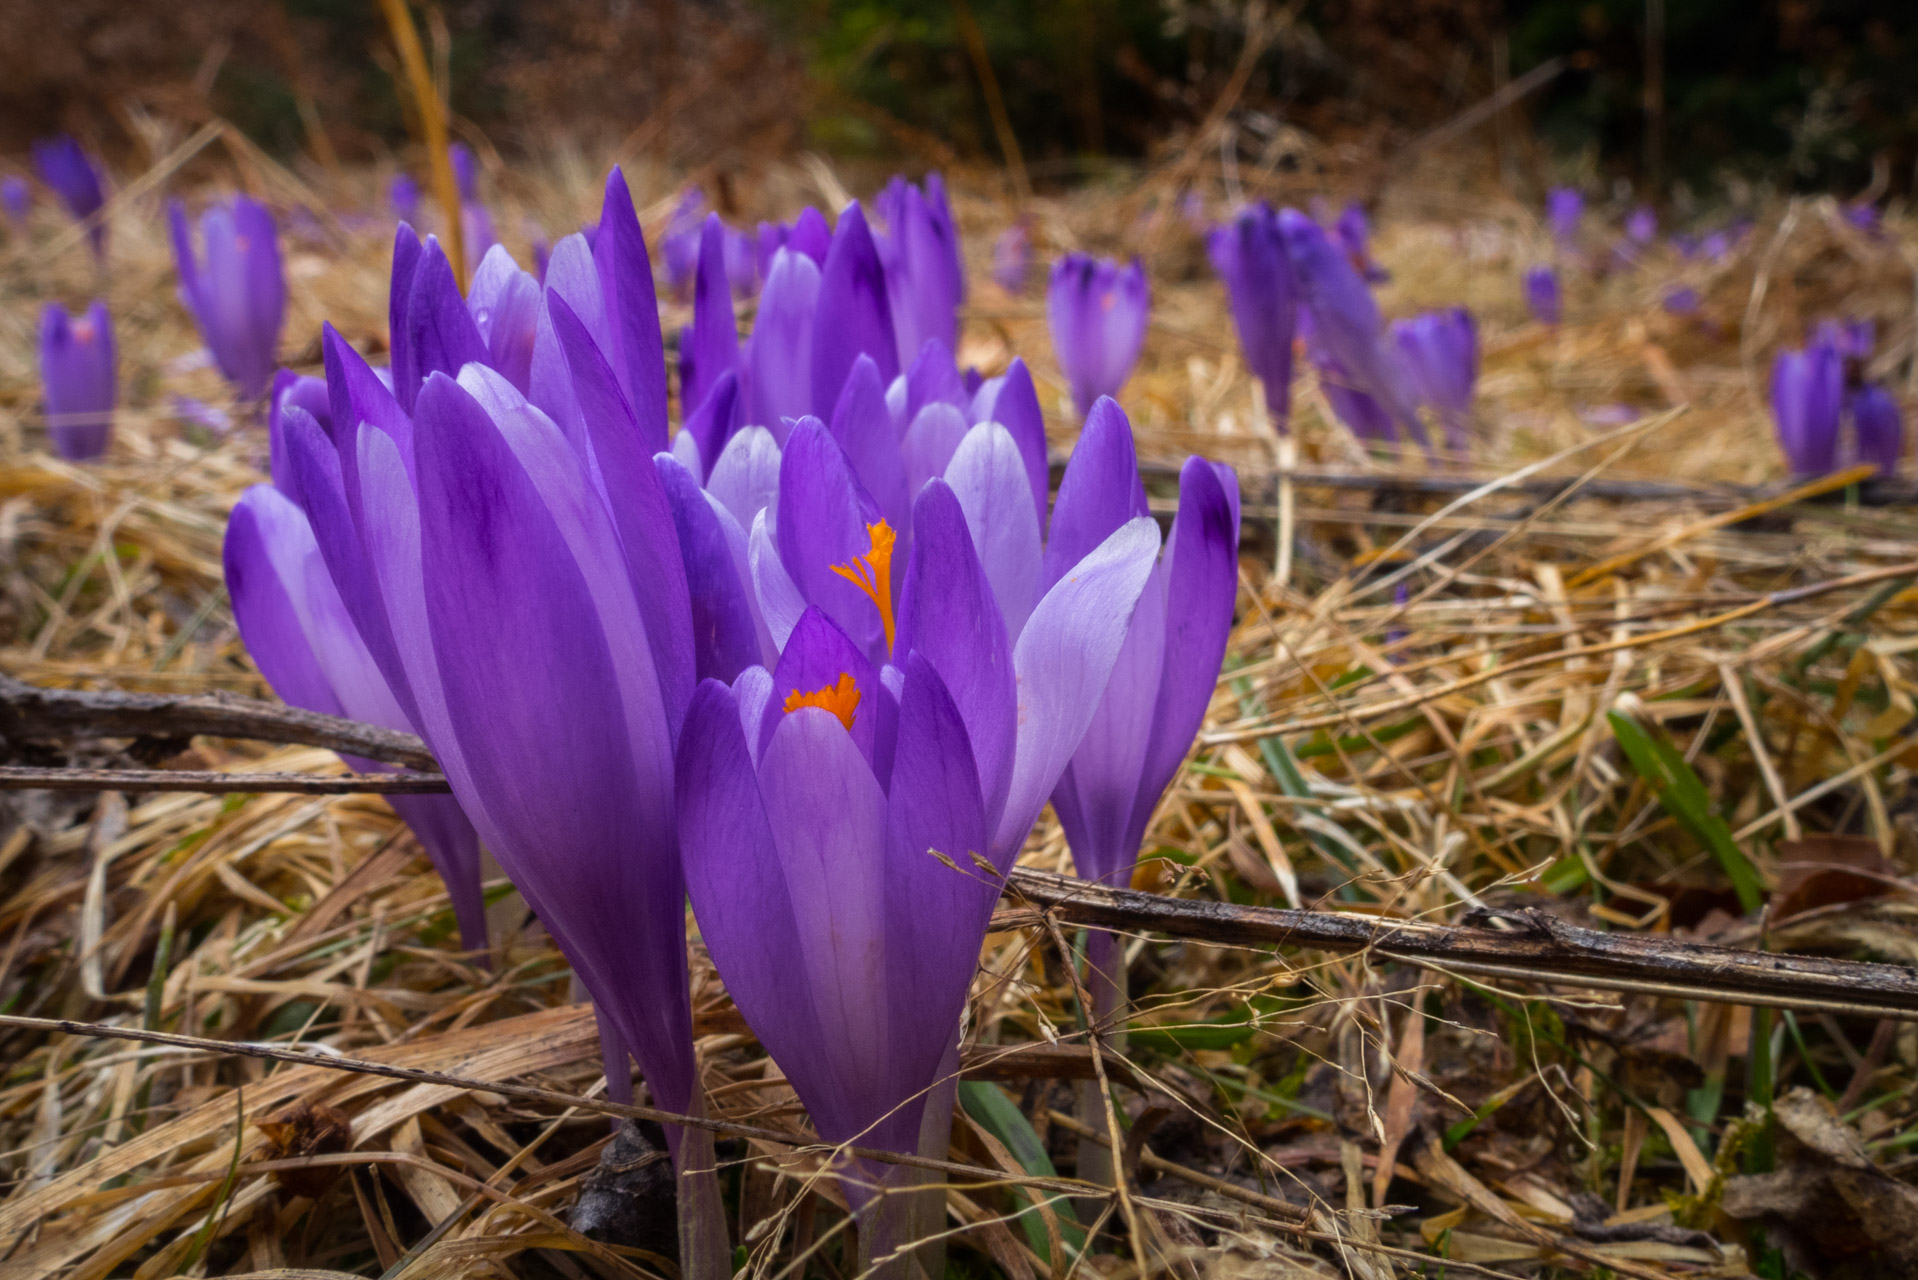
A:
[829, 519, 897, 654]
[783, 672, 861, 732]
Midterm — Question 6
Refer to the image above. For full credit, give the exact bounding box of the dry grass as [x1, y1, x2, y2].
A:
[3, 129, 1918, 1279]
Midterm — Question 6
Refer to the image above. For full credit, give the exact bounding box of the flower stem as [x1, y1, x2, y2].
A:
[1075, 927, 1127, 1211]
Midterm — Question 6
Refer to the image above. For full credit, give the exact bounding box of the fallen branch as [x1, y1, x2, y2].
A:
[0, 673, 437, 770]
[0, 765, 446, 795]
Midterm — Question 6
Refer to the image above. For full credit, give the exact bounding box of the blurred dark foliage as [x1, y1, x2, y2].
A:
[1, 0, 1911, 196]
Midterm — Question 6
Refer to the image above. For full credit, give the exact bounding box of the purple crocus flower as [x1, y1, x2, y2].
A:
[661, 187, 706, 298]
[287, 179, 727, 1272]
[1626, 206, 1657, 244]
[991, 220, 1030, 294]
[677, 473, 1160, 1236]
[681, 214, 741, 422]
[1845, 202, 1883, 237]
[1813, 318, 1875, 361]
[1850, 384, 1903, 474]
[1299, 312, 1398, 448]
[1047, 254, 1149, 416]
[756, 207, 832, 281]
[1771, 343, 1844, 477]
[810, 201, 900, 417]
[1335, 202, 1388, 282]
[2, 176, 28, 228]
[875, 174, 965, 369]
[169, 195, 286, 400]
[1662, 287, 1700, 316]
[1547, 187, 1583, 242]
[449, 142, 479, 203]
[1207, 202, 1297, 432]
[1391, 308, 1478, 453]
[32, 136, 105, 254]
[1524, 265, 1562, 326]
[224, 482, 487, 953]
[38, 302, 114, 461]
[1278, 208, 1426, 449]
[390, 173, 420, 226]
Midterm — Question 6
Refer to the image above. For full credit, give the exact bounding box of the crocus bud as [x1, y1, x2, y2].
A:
[1047, 253, 1149, 416]
[449, 142, 480, 203]
[1207, 202, 1296, 432]
[1547, 187, 1583, 242]
[992, 220, 1030, 293]
[1278, 208, 1425, 447]
[32, 135, 105, 255]
[169, 195, 287, 400]
[875, 174, 965, 369]
[2, 176, 27, 227]
[661, 188, 704, 298]
[390, 173, 420, 226]
[39, 301, 115, 461]
[1524, 265, 1562, 325]
[1335, 202, 1387, 282]
[1391, 308, 1477, 453]
[1850, 384, 1903, 474]
[1771, 344, 1843, 477]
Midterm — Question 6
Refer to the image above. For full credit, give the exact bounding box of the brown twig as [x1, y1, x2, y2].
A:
[0, 766, 448, 795]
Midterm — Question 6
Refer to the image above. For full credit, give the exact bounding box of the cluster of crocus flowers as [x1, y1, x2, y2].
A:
[169, 195, 286, 400]
[1048, 254, 1149, 416]
[1392, 308, 1479, 454]
[1772, 321, 1905, 477]
[33, 135, 105, 255]
[38, 302, 115, 461]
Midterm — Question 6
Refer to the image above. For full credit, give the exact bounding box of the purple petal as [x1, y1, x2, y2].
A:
[943, 424, 1041, 639]
[404, 238, 489, 393]
[905, 338, 967, 421]
[995, 516, 1162, 861]
[467, 245, 542, 393]
[658, 451, 762, 685]
[1850, 383, 1903, 473]
[968, 357, 1050, 534]
[747, 248, 819, 432]
[388, 224, 424, 402]
[592, 168, 671, 452]
[269, 371, 330, 494]
[682, 214, 740, 417]
[763, 607, 882, 771]
[776, 418, 887, 655]
[681, 369, 742, 477]
[810, 201, 898, 417]
[789, 206, 832, 264]
[1208, 203, 1296, 432]
[900, 401, 970, 503]
[708, 426, 782, 532]
[829, 353, 910, 534]
[896, 480, 1016, 833]
[1042, 396, 1147, 591]
[750, 509, 806, 650]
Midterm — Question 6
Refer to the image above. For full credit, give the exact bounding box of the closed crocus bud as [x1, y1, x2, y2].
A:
[875, 174, 965, 368]
[992, 220, 1030, 294]
[1524, 265, 1562, 325]
[1208, 202, 1296, 432]
[1850, 384, 1903, 474]
[389, 173, 420, 226]
[169, 195, 286, 400]
[1391, 308, 1478, 453]
[1547, 187, 1583, 241]
[1278, 208, 1425, 447]
[1771, 344, 1844, 477]
[2, 176, 27, 227]
[32, 135, 105, 254]
[39, 301, 115, 461]
[1047, 253, 1149, 416]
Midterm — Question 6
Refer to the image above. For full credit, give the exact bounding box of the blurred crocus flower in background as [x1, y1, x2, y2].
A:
[1546, 187, 1583, 242]
[1335, 202, 1388, 282]
[1279, 208, 1427, 449]
[169, 195, 287, 400]
[1524, 265, 1562, 325]
[662, 188, 706, 297]
[1626, 206, 1657, 244]
[1845, 202, 1883, 237]
[449, 142, 480, 203]
[991, 219, 1030, 294]
[39, 301, 115, 461]
[875, 174, 965, 369]
[756, 207, 831, 279]
[1851, 384, 1904, 473]
[223, 483, 488, 954]
[1771, 343, 1843, 477]
[1207, 202, 1296, 432]
[172, 395, 233, 437]
[1391, 307, 1478, 453]
[1813, 318, 1875, 361]
[2, 176, 28, 227]
[33, 135, 105, 254]
[1047, 253, 1149, 416]
[390, 173, 420, 226]
[448, 143, 497, 266]
[1661, 287, 1700, 316]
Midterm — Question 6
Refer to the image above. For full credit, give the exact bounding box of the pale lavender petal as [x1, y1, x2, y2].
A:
[776, 418, 886, 655]
[899, 401, 970, 503]
[750, 508, 806, 650]
[708, 426, 782, 532]
[943, 423, 1041, 639]
[829, 353, 909, 534]
[658, 451, 761, 685]
[967, 357, 1049, 534]
[466, 245, 541, 393]
[747, 247, 819, 431]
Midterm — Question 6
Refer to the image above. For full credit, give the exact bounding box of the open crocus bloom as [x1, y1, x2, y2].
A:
[1208, 202, 1296, 432]
[1048, 253, 1149, 416]
[39, 301, 115, 462]
[169, 195, 286, 400]
[224, 482, 486, 953]
[678, 477, 1161, 1177]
